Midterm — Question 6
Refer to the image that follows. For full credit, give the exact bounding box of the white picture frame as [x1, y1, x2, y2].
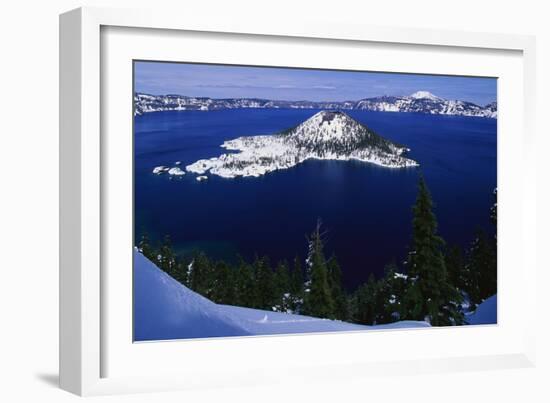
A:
[59, 6, 537, 396]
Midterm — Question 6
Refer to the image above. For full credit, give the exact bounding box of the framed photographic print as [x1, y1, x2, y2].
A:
[60, 7, 537, 396]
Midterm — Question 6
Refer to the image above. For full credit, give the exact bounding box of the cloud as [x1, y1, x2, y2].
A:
[194, 83, 294, 90]
[191, 83, 336, 91]
[194, 83, 259, 89]
[312, 85, 337, 90]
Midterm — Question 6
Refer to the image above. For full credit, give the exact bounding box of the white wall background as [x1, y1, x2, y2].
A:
[0, 0, 548, 401]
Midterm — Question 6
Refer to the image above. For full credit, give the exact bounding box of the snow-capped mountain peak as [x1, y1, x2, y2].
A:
[283, 111, 404, 155]
[409, 91, 441, 101]
[287, 110, 362, 143]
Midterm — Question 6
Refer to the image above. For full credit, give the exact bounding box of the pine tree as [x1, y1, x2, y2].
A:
[253, 256, 277, 310]
[350, 273, 380, 325]
[186, 256, 198, 287]
[187, 251, 214, 298]
[445, 245, 467, 292]
[465, 188, 497, 306]
[465, 228, 496, 306]
[158, 235, 176, 277]
[137, 232, 154, 260]
[234, 258, 256, 308]
[170, 258, 189, 286]
[210, 260, 236, 304]
[377, 262, 408, 324]
[402, 177, 464, 326]
[289, 256, 304, 313]
[274, 261, 292, 312]
[327, 256, 348, 320]
[302, 220, 335, 319]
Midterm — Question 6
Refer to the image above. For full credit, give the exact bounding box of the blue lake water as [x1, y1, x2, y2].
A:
[134, 109, 496, 290]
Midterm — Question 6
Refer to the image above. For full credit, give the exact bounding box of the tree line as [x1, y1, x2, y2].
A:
[138, 177, 496, 326]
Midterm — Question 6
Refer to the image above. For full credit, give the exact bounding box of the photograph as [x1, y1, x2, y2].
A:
[132, 61, 498, 341]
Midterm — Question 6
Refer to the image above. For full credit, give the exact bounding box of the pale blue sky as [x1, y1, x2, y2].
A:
[135, 61, 497, 106]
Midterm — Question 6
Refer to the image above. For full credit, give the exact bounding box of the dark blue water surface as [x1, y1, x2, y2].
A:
[134, 109, 496, 290]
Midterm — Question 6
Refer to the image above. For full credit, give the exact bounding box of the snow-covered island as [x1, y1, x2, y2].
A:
[168, 167, 185, 176]
[152, 165, 170, 175]
[152, 165, 185, 176]
[185, 110, 418, 178]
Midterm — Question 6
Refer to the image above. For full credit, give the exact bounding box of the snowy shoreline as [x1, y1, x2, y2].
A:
[186, 138, 417, 179]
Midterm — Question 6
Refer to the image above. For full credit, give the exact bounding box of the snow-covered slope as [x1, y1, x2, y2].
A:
[134, 250, 248, 341]
[134, 91, 497, 118]
[465, 294, 497, 325]
[134, 250, 430, 341]
[184, 111, 417, 178]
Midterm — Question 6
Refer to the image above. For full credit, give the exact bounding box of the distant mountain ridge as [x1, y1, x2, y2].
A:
[134, 90, 497, 118]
